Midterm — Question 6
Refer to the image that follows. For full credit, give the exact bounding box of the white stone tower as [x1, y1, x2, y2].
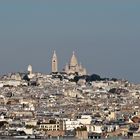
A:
[27, 64, 34, 78]
[27, 65, 33, 75]
[52, 50, 58, 73]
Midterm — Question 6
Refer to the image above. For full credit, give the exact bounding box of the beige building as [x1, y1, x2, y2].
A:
[64, 51, 87, 76]
[39, 120, 65, 131]
[51, 51, 87, 75]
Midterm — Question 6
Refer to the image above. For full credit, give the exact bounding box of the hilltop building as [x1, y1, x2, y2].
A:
[64, 52, 87, 76]
[51, 51, 87, 76]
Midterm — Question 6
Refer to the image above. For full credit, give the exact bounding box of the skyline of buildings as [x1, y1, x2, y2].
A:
[0, 49, 138, 84]
[0, 49, 137, 83]
[0, 57, 140, 139]
[12, 50, 87, 76]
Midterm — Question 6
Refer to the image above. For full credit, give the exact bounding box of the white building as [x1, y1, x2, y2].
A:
[65, 119, 83, 130]
[77, 115, 92, 125]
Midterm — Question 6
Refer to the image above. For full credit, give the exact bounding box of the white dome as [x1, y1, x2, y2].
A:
[27, 65, 32, 72]
[70, 51, 78, 66]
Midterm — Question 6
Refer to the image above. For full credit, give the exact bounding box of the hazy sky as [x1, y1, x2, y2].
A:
[0, 0, 140, 83]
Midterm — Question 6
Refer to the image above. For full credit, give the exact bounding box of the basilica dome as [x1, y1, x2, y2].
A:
[70, 51, 78, 66]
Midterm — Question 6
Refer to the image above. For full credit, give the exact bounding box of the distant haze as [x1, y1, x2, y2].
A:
[0, 0, 140, 83]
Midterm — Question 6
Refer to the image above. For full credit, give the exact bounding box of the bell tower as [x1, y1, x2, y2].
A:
[52, 50, 58, 73]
